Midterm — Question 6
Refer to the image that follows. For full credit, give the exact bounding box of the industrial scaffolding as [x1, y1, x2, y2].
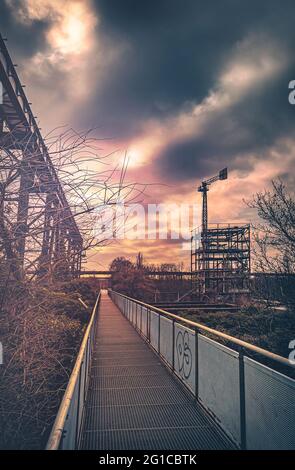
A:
[191, 223, 251, 298]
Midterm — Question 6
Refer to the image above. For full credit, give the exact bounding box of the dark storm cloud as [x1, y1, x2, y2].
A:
[0, 2, 48, 60]
[79, 0, 272, 136]
[159, 65, 295, 180]
[2, 0, 295, 181]
[84, 0, 295, 178]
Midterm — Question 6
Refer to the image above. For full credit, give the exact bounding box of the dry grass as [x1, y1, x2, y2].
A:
[0, 279, 98, 449]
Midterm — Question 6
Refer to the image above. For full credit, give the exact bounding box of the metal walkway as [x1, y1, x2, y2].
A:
[80, 292, 234, 450]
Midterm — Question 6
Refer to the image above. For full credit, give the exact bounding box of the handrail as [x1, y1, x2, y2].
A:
[46, 292, 101, 450]
[109, 290, 294, 369]
[110, 290, 295, 449]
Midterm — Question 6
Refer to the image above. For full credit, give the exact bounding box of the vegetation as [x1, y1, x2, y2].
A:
[0, 122, 144, 449]
[178, 303, 295, 378]
[110, 256, 155, 302]
[0, 277, 98, 450]
[180, 304, 294, 356]
[248, 179, 295, 274]
[110, 254, 188, 302]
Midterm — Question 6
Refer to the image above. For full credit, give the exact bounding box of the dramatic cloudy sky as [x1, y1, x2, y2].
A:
[1, 0, 295, 269]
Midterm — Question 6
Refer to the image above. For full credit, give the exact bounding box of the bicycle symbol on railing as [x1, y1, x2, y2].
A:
[176, 330, 192, 379]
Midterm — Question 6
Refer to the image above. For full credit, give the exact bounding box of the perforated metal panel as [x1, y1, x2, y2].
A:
[244, 357, 295, 450]
[127, 299, 130, 316]
[131, 301, 136, 325]
[137, 304, 141, 330]
[159, 316, 173, 366]
[174, 323, 196, 394]
[62, 379, 79, 449]
[131, 301, 135, 325]
[128, 300, 131, 321]
[126, 299, 132, 321]
[150, 311, 159, 351]
[127, 299, 131, 321]
[141, 306, 148, 338]
[198, 335, 241, 445]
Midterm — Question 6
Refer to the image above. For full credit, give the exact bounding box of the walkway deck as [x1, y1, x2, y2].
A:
[80, 292, 234, 450]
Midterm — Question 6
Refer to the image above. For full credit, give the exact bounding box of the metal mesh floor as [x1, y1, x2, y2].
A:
[80, 292, 235, 450]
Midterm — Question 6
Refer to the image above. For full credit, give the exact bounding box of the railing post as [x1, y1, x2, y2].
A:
[60, 429, 66, 450]
[84, 338, 89, 401]
[75, 369, 82, 449]
[195, 328, 199, 399]
[239, 352, 246, 449]
[172, 319, 175, 371]
[158, 313, 161, 354]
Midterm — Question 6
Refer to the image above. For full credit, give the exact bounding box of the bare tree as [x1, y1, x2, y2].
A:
[247, 180, 295, 305]
[0, 127, 148, 448]
[247, 180, 295, 274]
[0, 126, 147, 283]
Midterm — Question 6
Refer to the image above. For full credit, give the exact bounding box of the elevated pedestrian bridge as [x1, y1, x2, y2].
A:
[47, 291, 295, 450]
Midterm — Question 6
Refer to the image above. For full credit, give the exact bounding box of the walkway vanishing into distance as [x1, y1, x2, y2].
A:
[47, 290, 295, 451]
[80, 292, 234, 450]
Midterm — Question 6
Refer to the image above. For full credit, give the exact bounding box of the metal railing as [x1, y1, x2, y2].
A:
[46, 292, 101, 450]
[109, 290, 295, 450]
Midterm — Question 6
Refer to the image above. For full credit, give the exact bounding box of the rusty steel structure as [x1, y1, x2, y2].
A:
[192, 169, 251, 298]
[191, 223, 251, 297]
[0, 34, 83, 278]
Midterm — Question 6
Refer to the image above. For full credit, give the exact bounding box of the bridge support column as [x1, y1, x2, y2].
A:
[15, 159, 31, 275]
